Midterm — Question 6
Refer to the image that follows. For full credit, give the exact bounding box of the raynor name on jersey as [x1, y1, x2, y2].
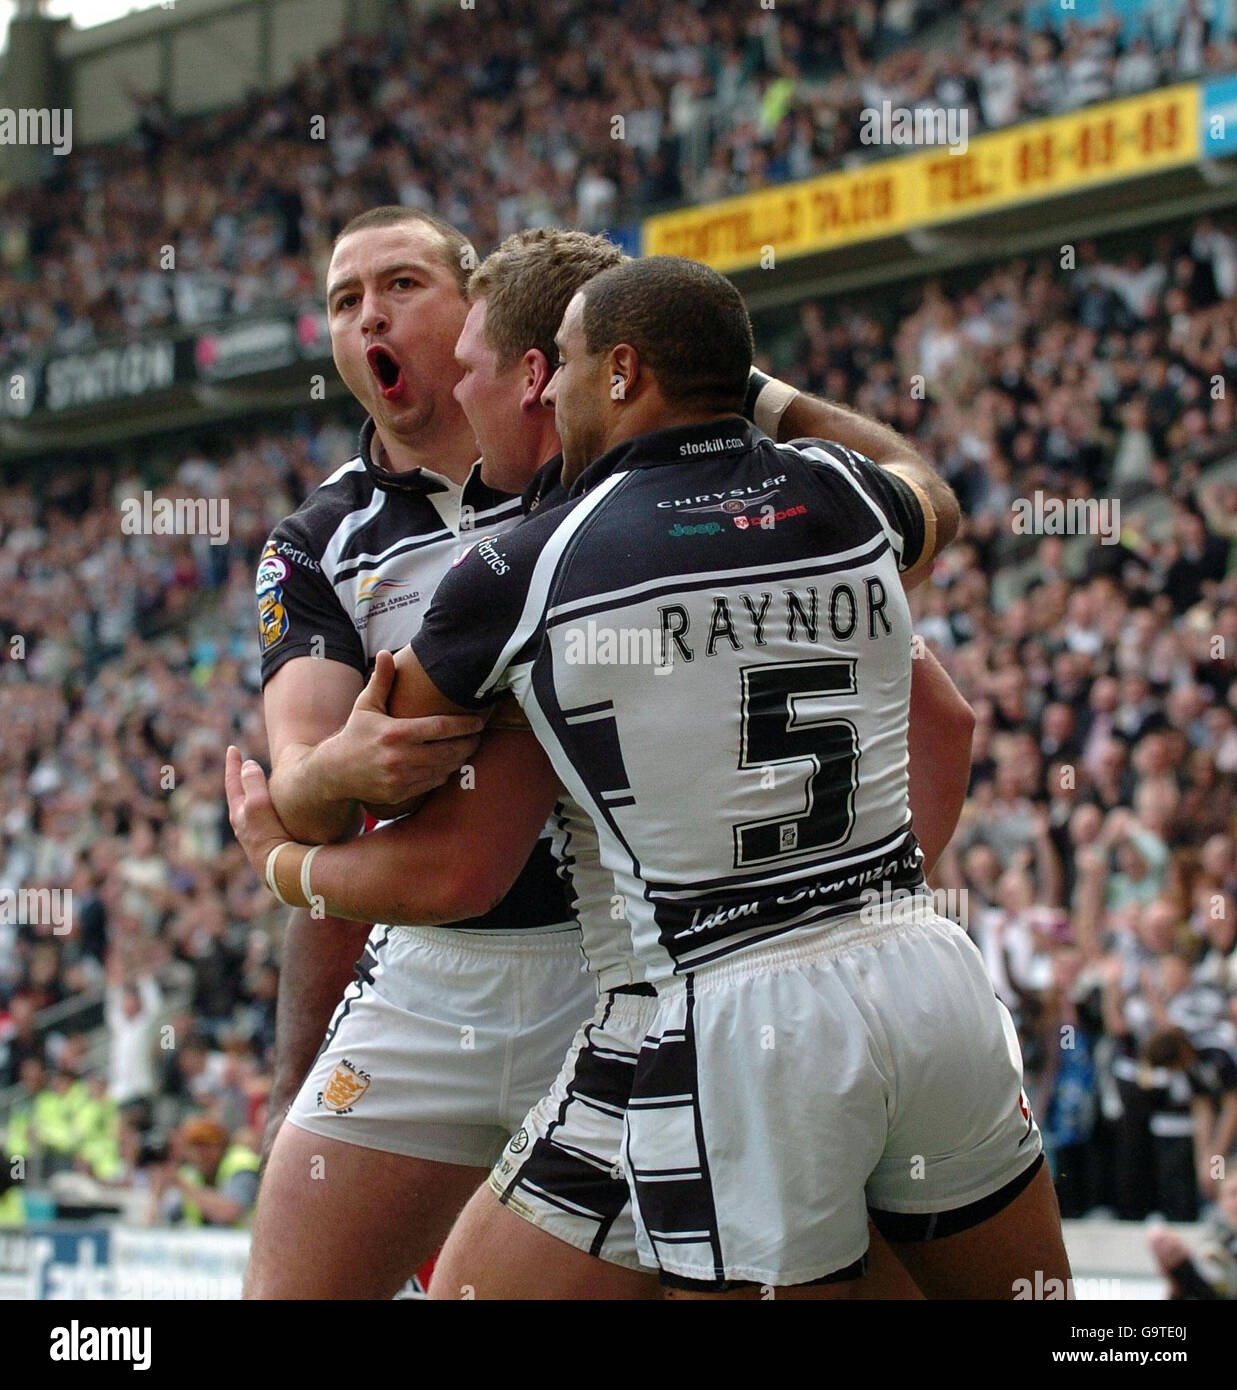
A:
[656, 577, 894, 664]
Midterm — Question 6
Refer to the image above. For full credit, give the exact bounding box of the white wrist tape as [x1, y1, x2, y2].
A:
[300, 844, 323, 909]
[748, 370, 798, 439]
[264, 842, 297, 904]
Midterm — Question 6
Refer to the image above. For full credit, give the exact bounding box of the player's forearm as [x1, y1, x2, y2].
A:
[293, 820, 498, 925]
[268, 740, 364, 844]
[270, 731, 560, 925]
[907, 648, 974, 876]
[779, 390, 925, 469]
[262, 906, 372, 1166]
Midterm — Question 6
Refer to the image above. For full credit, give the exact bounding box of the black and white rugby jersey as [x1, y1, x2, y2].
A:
[412, 417, 930, 981]
[520, 457, 648, 990]
[256, 417, 573, 937]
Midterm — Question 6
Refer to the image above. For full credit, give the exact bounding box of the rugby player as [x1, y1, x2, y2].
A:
[381, 255, 1072, 1297]
[227, 237, 1012, 1297]
[243, 208, 601, 1300]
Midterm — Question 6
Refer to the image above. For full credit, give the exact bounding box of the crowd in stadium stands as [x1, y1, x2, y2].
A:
[0, 424, 350, 1221]
[3, 0, 1237, 371]
[0, 209, 1234, 1256]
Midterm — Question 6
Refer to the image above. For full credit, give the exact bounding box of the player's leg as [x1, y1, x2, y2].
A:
[247, 926, 580, 1299]
[428, 1182, 660, 1299]
[883, 1159, 1070, 1300]
[245, 1124, 484, 1299]
[856, 1225, 924, 1299]
[432, 988, 663, 1298]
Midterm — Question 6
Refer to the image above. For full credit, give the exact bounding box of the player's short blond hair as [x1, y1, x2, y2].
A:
[468, 228, 626, 371]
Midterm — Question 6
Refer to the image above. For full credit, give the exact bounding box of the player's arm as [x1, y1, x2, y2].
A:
[745, 370, 959, 584]
[264, 653, 484, 842]
[257, 530, 483, 843]
[906, 647, 974, 876]
[242, 523, 560, 923]
[227, 723, 563, 925]
[253, 536, 478, 1164]
[264, 657, 365, 843]
[228, 645, 561, 924]
[254, 658, 376, 1163]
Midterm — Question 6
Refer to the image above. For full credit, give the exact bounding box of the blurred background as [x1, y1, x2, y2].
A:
[0, 0, 1235, 1299]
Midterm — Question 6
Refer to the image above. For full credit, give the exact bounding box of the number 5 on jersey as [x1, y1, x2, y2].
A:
[735, 658, 860, 868]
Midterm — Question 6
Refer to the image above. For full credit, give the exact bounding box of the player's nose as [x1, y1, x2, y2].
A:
[360, 296, 389, 338]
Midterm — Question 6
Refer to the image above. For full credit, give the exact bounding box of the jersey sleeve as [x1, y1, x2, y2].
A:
[410, 532, 536, 711]
[791, 438, 930, 576]
[257, 525, 365, 687]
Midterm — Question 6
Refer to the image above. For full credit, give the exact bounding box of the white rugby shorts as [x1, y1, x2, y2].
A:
[489, 985, 659, 1271]
[287, 924, 594, 1168]
[623, 909, 1043, 1287]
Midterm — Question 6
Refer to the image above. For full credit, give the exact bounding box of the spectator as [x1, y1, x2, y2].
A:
[105, 952, 162, 1112]
[1149, 1169, 1237, 1298]
[148, 1115, 259, 1228]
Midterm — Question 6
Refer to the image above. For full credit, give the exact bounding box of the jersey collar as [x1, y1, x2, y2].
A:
[567, 416, 758, 498]
[521, 453, 567, 514]
[357, 416, 450, 496]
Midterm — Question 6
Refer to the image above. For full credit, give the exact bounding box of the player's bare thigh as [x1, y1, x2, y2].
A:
[245, 1122, 485, 1300]
[427, 1182, 661, 1300]
[429, 1198, 923, 1301]
[887, 1162, 1071, 1300]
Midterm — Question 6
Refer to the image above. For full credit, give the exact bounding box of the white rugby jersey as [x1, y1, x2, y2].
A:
[256, 417, 574, 937]
[412, 418, 930, 983]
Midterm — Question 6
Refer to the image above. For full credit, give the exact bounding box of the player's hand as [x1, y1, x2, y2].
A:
[325, 649, 484, 805]
[226, 745, 298, 874]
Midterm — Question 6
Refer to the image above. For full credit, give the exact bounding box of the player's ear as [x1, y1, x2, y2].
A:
[609, 344, 639, 403]
[521, 348, 553, 412]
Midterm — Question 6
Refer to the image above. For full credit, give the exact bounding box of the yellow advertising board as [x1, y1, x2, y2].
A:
[643, 83, 1199, 272]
